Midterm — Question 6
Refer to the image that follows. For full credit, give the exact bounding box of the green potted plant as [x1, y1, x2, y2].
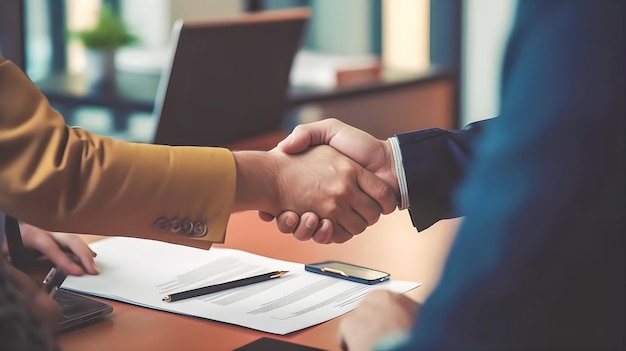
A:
[74, 5, 135, 88]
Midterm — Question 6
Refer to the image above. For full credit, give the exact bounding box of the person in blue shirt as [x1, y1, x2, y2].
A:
[270, 0, 624, 349]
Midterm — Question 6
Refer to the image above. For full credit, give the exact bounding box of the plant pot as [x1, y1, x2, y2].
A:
[85, 49, 117, 90]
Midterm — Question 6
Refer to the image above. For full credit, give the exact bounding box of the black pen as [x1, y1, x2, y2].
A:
[162, 270, 289, 302]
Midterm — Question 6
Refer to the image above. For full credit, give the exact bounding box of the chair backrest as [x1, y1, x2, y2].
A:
[152, 8, 309, 147]
[0, 0, 26, 69]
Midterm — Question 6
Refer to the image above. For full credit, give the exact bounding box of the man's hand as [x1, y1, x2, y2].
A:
[259, 118, 400, 243]
[19, 223, 99, 275]
[276, 118, 398, 190]
[233, 145, 396, 243]
[338, 290, 418, 351]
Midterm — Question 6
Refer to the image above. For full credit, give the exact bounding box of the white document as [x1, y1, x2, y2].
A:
[63, 237, 420, 335]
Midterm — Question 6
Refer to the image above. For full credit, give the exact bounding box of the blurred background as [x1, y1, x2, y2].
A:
[4, 0, 518, 145]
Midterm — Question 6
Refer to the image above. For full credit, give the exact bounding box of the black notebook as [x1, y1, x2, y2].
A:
[234, 337, 328, 351]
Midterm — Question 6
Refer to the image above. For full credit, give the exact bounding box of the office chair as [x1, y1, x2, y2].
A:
[152, 8, 309, 148]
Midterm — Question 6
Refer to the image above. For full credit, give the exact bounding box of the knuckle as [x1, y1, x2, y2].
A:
[339, 160, 356, 174]
[321, 200, 341, 218]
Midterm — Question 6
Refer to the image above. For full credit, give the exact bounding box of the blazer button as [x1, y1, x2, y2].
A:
[181, 220, 193, 234]
[154, 217, 170, 232]
[169, 219, 182, 232]
[192, 222, 208, 237]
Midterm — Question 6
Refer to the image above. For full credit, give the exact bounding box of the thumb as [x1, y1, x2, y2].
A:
[276, 118, 341, 153]
[275, 129, 312, 154]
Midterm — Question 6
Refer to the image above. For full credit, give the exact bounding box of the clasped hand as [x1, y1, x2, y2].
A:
[258, 118, 401, 244]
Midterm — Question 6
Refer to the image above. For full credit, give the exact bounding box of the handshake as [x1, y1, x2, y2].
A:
[232, 118, 402, 245]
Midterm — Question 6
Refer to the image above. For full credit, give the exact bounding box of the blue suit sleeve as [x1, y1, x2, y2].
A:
[396, 119, 491, 231]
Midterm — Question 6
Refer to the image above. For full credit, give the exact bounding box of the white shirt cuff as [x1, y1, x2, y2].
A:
[388, 136, 410, 210]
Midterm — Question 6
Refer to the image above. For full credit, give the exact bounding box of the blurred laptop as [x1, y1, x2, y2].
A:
[152, 8, 309, 147]
[4, 215, 113, 332]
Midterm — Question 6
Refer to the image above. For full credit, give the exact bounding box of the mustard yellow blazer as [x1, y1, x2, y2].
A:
[0, 56, 236, 248]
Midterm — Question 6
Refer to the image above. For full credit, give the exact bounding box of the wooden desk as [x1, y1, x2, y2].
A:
[58, 211, 460, 351]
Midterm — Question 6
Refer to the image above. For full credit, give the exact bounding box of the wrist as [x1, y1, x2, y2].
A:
[231, 151, 279, 213]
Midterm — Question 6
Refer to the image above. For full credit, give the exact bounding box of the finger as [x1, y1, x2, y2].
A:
[276, 128, 313, 153]
[331, 197, 373, 235]
[349, 187, 384, 226]
[56, 255, 86, 276]
[356, 168, 398, 215]
[335, 205, 369, 237]
[49, 232, 99, 275]
[311, 219, 333, 244]
[291, 212, 320, 241]
[275, 133, 301, 153]
[63, 239, 99, 275]
[276, 118, 342, 153]
[33, 235, 86, 276]
[330, 223, 354, 244]
[275, 211, 300, 234]
[258, 211, 275, 222]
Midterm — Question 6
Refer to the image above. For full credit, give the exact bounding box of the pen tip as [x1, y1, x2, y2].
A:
[162, 296, 171, 302]
[271, 271, 289, 278]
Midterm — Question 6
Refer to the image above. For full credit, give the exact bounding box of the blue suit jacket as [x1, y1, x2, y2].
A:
[394, 0, 624, 349]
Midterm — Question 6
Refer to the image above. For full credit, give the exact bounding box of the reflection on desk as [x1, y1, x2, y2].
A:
[60, 211, 460, 351]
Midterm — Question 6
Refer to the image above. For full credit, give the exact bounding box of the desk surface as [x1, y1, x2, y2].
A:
[57, 211, 459, 351]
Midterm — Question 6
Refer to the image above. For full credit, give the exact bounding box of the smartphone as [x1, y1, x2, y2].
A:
[305, 261, 390, 285]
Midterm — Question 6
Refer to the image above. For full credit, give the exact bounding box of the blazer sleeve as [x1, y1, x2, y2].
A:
[0, 58, 236, 249]
[395, 119, 491, 231]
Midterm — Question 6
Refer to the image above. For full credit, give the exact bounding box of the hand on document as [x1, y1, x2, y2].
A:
[18, 222, 99, 276]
